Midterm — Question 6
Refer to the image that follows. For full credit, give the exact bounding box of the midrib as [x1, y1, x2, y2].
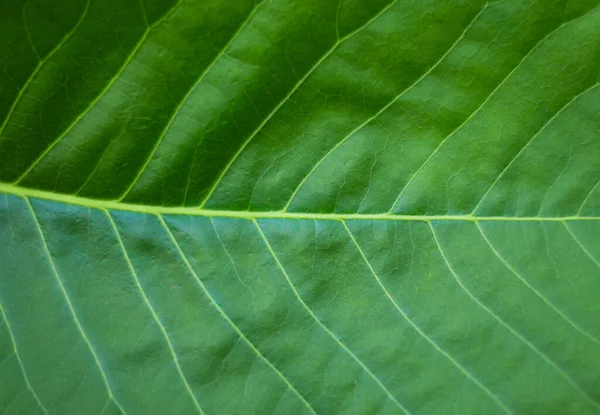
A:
[0, 182, 597, 222]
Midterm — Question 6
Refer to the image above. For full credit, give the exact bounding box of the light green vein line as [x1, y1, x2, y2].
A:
[535, 148, 572, 217]
[104, 210, 204, 415]
[342, 221, 513, 414]
[22, 0, 40, 61]
[100, 399, 111, 415]
[210, 218, 255, 293]
[75, 117, 133, 195]
[334, 0, 343, 40]
[157, 215, 318, 415]
[0, 0, 90, 137]
[3, 180, 600, 222]
[199, 0, 400, 208]
[0, 301, 47, 415]
[577, 178, 600, 216]
[472, 82, 600, 215]
[0, 353, 11, 371]
[562, 0, 571, 23]
[387, 6, 600, 215]
[139, 0, 149, 27]
[25, 199, 127, 415]
[477, 222, 600, 346]
[282, 3, 487, 212]
[118, 0, 267, 202]
[254, 220, 410, 414]
[13, 0, 184, 184]
[429, 222, 600, 410]
[562, 222, 600, 269]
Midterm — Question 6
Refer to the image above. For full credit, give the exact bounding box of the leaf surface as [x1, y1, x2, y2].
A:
[1, 0, 600, 413]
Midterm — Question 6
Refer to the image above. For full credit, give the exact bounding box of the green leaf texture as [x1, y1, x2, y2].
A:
[1, 0, 600, 413]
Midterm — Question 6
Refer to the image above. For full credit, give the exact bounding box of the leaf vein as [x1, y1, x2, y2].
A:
[0, 300, 47, 415]
[577, 177, 600, 216]
[0, 0, 91, 139]
[199, 0, 401, 208]
[388, 6, 600, 214]
[22, 0, 41, 61]
[105, 210, 204, 415]
[476, 222, 600, 346]
[158, 215, 318, 415]
[14, 0, 184, 184]
[562, 222, 600, 269]
[472, 83, 600, 215]
[118, 0, 268, 202]
[429, 222, 600, 409]
[343, 221, 513, 414]
[254, 219, 410, 414]
[26, 200, 127, 414]
[283, 3, 488, 211]
[4, 180, 600, 221]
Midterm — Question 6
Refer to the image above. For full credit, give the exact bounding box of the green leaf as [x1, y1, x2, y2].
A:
[1, 0, 600, 413]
